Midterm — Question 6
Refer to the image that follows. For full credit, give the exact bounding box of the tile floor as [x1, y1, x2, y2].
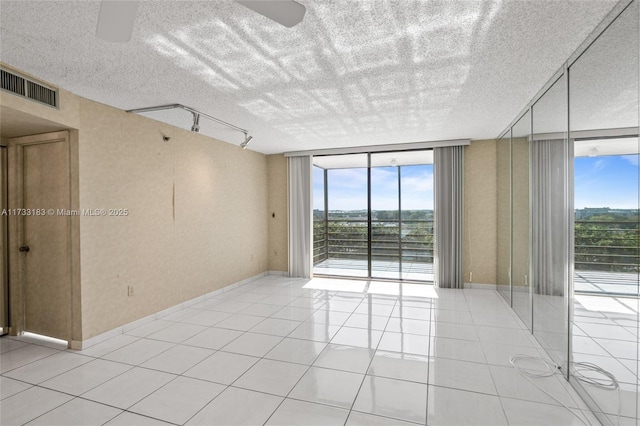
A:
[0, 275, 605, 425]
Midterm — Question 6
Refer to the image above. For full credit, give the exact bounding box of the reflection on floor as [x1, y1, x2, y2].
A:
[313, 259, 434, 282]
[572, 293, 639, 424]
[1, 275, 602, 425]
[574, 270, 638, 296]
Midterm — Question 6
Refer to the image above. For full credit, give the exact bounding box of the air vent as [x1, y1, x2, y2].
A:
[1, 68, 58, 108]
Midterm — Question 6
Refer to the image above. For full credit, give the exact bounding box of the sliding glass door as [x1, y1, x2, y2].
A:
[312, 150, 433, 282]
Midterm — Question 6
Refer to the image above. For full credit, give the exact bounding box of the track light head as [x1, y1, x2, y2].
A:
[241, 135, 253, 150]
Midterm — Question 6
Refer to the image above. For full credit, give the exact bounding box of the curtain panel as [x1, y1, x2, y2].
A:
[530, 139, 572, 296]
[434, 146, 465, 288]
[288, 156, 313, 278]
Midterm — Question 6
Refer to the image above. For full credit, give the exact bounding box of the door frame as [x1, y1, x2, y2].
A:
[7, 130, 80, 346]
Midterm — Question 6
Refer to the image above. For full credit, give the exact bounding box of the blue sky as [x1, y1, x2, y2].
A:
[314, 154, 639, 212]
[574, 155, 638, 209]
[313, 165, 434, 211]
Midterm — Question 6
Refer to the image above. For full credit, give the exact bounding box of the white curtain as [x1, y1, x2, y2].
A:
[288, 156, 313, 278]
[531, 139, 572, 296]
[434, 146, 465, 289]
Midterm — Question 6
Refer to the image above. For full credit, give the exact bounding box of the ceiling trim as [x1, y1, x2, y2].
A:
[284, 139, 470, 157]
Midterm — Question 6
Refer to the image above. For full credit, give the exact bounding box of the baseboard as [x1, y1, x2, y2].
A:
[73, 271, 269, 351]
[267, 270, 287, 276]
[464, 282, 498, 290]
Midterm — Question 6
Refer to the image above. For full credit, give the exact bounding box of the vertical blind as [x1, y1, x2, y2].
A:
[288, 156, 313, 278]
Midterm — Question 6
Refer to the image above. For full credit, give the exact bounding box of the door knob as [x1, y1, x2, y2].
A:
[19, 246, 29, 252]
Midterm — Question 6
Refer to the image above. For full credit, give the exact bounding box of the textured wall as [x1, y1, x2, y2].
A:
[496, 136, 511, 289]
[267, 155, 288, 272]
[77, 100, 269, 339]
[464, 140, 498, 285]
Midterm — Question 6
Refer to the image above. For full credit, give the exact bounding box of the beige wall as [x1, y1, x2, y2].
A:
[267, 155, 288, 272]
[496, 136, 511, 288]
[1, 63, 272, 342]
[464, 139, 498, 285]
[77, 100, 269, 339]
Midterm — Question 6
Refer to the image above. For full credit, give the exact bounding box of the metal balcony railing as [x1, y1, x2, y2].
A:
[313, 218, 434, 265]
[575, 219, 639, 272]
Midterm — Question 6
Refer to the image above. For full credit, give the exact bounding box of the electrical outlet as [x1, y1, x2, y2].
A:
[128, 286, 134, 297]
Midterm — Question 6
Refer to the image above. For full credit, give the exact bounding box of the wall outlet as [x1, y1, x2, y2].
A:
[127, 286, 134, 297]
[469, 272, 473, 282]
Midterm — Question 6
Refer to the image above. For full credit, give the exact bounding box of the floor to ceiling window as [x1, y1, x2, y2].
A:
[312, 150, 433, 282]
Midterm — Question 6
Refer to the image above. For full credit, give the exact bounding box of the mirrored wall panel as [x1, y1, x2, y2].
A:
[512, 110, 532, 331]
[497, 130, 512, 305]
[568, 1, 639, 423]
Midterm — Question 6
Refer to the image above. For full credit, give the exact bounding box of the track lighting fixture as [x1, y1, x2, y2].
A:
[127, 104, 253, 150]
[241, 135, 253, 150]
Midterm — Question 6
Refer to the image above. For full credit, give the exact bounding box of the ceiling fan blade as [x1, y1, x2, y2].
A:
[96, 0, 139, 42]
[236, 1, 306, 27]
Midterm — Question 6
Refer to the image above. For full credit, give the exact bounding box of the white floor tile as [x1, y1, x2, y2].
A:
[40, 358, 131, 395]
[480, 341, 542, 367]
[184, 350, 259, 385]
[391, 305, 431, 321]
[125, 320, 174, 337]
[288, 321, 341, 342]
[427, 385, 508, 425]
[221, 332, 283, 357]
[141, 344, 214, 374]
[130, 376, 225, 424]
[82, 367, 175, 409]
[501, 397, 593, 426]
[429, 321, 479, 341]
[353, 375, 427, 424]
[182, 327, 242, 350]
[378, 331, 430, 356]
[0, 344, 58, 373]
[186, 387, 282, 425]
[27, 397, 121, 426]
[0, 338, 28, 354]
[314, 344, 376, 374]
[0, 376, 32, 400]
[4, 351, 92, 384]
[73, 334, 140, 358]
[105, 412, 174, 425]
[234, 358, 308, 396]
[430, 337, 487, 363]
[331, 327, 383, 349]
[0, 386, 73, 425]
[476, 325, 536, 347]
[271, 306, 317, 322]
[265, 398, 349, 426]
[346, 411, 421, 426]
[306, 309, 351, 326]
[101, 338, 174, 365]
[265, 337, 327, 365]
[385, 317, 431, 336]
[240, 303, 285, 317]
[428, 357, 496, 394]
[146, 322, 208, 343]
[214, 314, 266, 331]
[354, 302, 395, 317]
[250, 318, 302, 337]
[343, 313, 389, 330]
[180, 309, 231, 326]
[289, 366, 364, 408]
[490, 364, 580, 408]
[367, 350, 429, 383]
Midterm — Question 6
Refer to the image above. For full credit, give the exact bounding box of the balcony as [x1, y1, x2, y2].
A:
[313, 218, 638, 294]
[313, 218, 434, 281]
[574, 219, 638, 296]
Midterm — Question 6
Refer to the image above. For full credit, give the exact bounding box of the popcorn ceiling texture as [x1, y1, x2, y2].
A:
[0, 0, 618, 154]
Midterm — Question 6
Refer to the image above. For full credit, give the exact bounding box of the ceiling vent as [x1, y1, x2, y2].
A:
[1, 68, 58, 108]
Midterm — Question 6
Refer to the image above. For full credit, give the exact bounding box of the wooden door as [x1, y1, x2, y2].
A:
[9, 131, 71, 341]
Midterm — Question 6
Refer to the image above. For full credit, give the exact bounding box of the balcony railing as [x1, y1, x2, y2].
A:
[575, 219, 639, 273]
[313, 218, 434, 265]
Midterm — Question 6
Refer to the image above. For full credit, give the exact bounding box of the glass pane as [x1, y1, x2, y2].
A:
[512, 111, 531, 330]
[531, 73, 569, 371]
[371, 154, 400, 280]
[313, 154, 369, 278]
[312, 166, 327, 267]
[401, 163, 434, 281]
[568, 1, 639, 422]
[497, 131, 511, 305]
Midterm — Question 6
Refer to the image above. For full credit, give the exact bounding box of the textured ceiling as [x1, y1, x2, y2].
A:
[0, 0, 620, 154]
